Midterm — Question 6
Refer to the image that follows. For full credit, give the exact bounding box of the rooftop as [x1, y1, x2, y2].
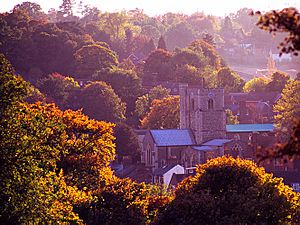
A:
[202, 139, 232, 146]
[226, 124, 275, 133]
[150, 129, 195, 147]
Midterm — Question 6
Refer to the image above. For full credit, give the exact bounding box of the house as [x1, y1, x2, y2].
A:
[153, 164, 185, 186]
[225, 92, 281, 123]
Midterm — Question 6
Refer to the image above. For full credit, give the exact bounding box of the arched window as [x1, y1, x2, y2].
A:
[208, 99, 214, 110]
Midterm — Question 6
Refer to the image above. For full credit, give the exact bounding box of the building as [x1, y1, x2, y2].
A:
[139, 83, 299, 191]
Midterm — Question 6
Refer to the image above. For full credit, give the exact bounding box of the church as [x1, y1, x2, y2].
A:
[140, 83, 275, 186]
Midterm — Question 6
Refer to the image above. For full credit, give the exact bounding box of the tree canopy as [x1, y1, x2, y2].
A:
[155, 156, 300, 225]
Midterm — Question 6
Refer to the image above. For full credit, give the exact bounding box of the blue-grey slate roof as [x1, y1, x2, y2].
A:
[192, 146, 216, 151]
[202, 139, 232, 146]
[150, 129, 195, 147]
[226, 124, 275, 133]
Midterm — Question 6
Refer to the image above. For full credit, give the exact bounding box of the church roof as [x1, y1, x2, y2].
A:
[226, 124, 275, 133]
[150, 129, 195, 147]
[202, 139, 232, 146]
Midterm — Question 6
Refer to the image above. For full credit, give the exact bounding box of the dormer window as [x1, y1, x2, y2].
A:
[208, 99, 214, 110]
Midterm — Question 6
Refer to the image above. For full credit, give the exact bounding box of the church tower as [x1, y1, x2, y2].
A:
[179, 83, 226, 144]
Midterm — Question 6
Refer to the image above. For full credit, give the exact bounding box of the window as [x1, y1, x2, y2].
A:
[292, 183, 300, 192]
[191, 99, 195, 110]
[208, 99, 214, 110]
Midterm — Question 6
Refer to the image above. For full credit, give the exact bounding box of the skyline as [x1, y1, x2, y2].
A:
[1, 0, 300, 17]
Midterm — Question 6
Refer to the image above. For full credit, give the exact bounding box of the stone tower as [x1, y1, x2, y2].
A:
[179, 83, 226, 143]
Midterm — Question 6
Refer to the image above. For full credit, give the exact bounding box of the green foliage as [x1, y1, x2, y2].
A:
[243, 77, 269, 93]
[143, 49, 172, 82]
[188, 39, 223, 69]
[216, 67, 245, 93]
[225, 109, 239, 124]
[266, 70, 290, 92]
[114, 123, 140, 163]
[78, 81, 126, 122]
[155, 156, 300, 225]
[274, 80, 300, 135]
[37, 72, 79, 108]
[74, 44, 119, 78]
[93, 67, 142, 115]
[165, 22, 195, 51]
[135, 85, 171, 119]
[157, 35, 167, 50]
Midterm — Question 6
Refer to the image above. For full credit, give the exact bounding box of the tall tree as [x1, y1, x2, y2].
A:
[274, 80, 300, 135]
[157, 35, 167, 50]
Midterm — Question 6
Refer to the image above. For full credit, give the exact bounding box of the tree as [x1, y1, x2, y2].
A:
[274, 80, 300, 135]
[141, 96, 180, 129]
[256, 7, 300, 55]
[155, 156, 300, 225]
[93, 67, 142, 116]
[165, 22, 195, 51]
[74, 44, 119, 78]
[202, 32, 215, 47]
[37, 72, 79, 108]
[114, 123, 140, 163]
[0, 65, 86, 223]
[188, 39, 223, 69]
[135, 85, 171, 119]
[13, 2, 46, 20]
[266, 71, 290, 92]
[243, 77, 269, 93]
[216, 67, 245, 93]
[59, 0, 76, 17]
[143, 49, 172, 82]
[157, 35, 167, 50]
[171, 48, 208, 71]
[78, 81, 126, 122]
[226, 109, 239, 124]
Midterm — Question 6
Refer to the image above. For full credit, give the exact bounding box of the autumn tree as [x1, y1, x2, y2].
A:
[226, 109, 239, 124]
[141, 96, 180, 129]
[243, 77, 269, 93]
[266, 70, 290, 92]
[155, 157, 300, 225]
[74, 44, 119, 78]
[135, 85, 171, 119]
[256, 7, 300, 55]
[0, 57, 85, 223]
[78, 81, 126, 122]
[216, 67, 245, 93]
[188, 39, 223, 69]
[274, 80, 300, 135]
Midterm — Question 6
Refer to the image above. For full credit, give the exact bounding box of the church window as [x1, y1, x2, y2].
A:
[191, 99, 195, 110]
[208, 99, 214, 110]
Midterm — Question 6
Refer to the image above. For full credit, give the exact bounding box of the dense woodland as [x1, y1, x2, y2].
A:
[1, 1, 300, 224]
